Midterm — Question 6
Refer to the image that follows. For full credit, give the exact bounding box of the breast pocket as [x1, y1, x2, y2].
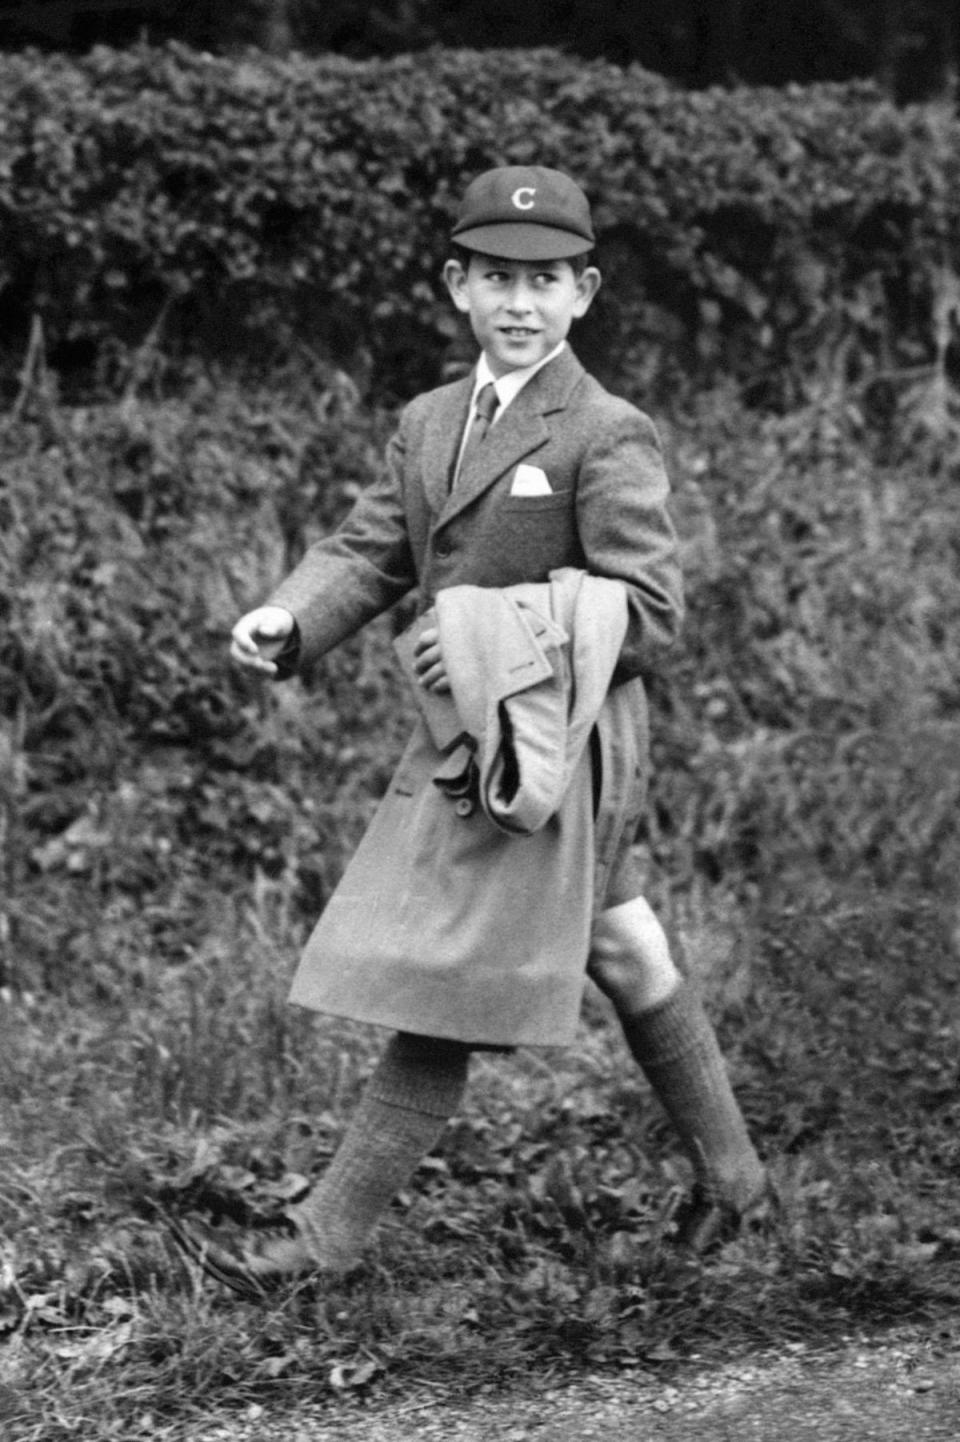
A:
[495, 489, 580, 579]
[503, 493, 571, 514]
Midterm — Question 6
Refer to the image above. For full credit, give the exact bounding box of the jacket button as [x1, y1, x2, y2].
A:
[454, 797, 475, 818]
[434, 540, 452, 559]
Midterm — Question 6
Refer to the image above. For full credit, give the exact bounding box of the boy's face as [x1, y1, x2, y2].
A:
[443, 253, 601, 377]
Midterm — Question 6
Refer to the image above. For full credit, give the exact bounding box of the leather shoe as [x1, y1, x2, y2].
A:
[166, 1212, 319, 1301]
[669, 1178, 778, 1256]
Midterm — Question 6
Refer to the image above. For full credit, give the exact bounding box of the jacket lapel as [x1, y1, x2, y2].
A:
[421, 377, 473, 515]
[437, 348, 585, 528]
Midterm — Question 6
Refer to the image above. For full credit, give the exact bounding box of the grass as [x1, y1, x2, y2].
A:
[1, 872, 958, 1441]
[2, 375, 960, 1438]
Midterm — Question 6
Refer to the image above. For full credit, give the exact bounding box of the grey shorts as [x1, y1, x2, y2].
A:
[590, 724, 646, 912]
[599, 835, 645, 911]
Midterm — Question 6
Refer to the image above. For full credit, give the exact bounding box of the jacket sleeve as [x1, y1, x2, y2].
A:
[574, 400, 684, 682]
[267, 415, 418, 668]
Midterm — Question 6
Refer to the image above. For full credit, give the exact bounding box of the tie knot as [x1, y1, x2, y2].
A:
[474, 382, 499, 426]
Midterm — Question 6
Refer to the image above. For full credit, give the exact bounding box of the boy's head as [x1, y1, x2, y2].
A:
[444, 166, 601, 376]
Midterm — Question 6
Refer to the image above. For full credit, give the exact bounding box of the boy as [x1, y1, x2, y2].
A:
[171, 166, 768, 1296]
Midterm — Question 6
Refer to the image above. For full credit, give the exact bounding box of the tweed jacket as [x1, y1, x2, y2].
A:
[270, 345, 683, 683]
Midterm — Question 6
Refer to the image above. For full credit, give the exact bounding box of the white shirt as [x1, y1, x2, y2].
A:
[453, 341, 566, 484]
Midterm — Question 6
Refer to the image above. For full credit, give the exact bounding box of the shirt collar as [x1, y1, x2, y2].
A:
[474, 340, 567, 415]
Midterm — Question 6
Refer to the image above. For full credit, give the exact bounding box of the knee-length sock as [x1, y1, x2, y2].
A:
[618, 979, 765, 1212]
[291, 1033, 470, 1271]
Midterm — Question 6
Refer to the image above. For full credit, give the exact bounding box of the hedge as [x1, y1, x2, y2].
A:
[1, 43, 958, 398]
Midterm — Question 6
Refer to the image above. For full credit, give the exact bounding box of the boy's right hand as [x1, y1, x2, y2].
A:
[230, 606, 295, 675]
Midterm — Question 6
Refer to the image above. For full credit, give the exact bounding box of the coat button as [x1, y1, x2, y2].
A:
[434, 540, 452, 559]
[454, 797, 475, 818]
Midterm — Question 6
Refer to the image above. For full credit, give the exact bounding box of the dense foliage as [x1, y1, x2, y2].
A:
[1, 45, 959, 399]
[0, 371, 408, 991]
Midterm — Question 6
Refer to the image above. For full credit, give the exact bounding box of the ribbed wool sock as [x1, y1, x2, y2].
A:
[619, 979, 766, 1212]
[290, 1033, 470, 1272]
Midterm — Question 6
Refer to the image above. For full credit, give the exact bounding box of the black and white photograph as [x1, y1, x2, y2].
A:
[1, 3, 959, 1439]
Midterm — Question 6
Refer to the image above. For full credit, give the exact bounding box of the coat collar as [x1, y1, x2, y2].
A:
[424, 346, 586, 525]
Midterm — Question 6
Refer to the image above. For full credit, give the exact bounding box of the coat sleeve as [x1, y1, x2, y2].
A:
[574, 399, 684, 682]
[267, 413, 418, 667]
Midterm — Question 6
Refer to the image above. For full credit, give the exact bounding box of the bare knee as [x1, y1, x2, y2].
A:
[587, 898, 679, 1013]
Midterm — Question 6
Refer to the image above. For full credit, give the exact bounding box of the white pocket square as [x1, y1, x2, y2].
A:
[510, 464, 553, 497]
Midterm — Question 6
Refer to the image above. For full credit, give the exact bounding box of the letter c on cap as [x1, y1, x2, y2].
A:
[511, 187, 537, 210]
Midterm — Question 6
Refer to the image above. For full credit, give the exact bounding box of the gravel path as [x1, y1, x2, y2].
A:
[176, 1326, 960, 1442]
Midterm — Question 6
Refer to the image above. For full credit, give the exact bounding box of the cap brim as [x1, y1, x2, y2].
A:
[452, 223, 593, 261]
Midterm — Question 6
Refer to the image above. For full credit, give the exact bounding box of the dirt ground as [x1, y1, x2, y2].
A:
[179, 1324, 960, 1442]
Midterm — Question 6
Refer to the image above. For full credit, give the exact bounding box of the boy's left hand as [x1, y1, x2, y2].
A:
[413, 627, 450, 693]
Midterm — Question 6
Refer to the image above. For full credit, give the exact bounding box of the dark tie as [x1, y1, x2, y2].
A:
[454, 381, 500, 487]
